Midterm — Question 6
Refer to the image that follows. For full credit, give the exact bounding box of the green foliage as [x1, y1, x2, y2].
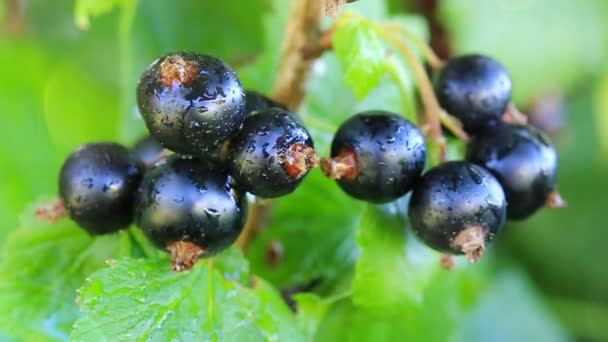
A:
[0, 202, 130, 341]
[353, 203, 438, 314]
[72, 252, 303, 341]
[1, 0, 605, 340]
[441, 0, 608, 104]
[333, 11, 387, 99]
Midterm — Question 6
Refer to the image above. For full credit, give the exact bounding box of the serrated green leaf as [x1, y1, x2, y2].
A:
[71, 255, 304, 342]
[0, 203, 128, 341]
[246, 171, 363, 290]
[333, 11, 387, 99]
[352, 203, 439, 314]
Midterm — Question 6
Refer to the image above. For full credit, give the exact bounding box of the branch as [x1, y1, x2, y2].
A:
[380, 28, 447, 161]
[236, 0, 324, 250]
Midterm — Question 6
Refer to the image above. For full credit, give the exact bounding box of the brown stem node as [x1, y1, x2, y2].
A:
[320, 148, 358, 181]
[36, 199, 67, 223]
[302, 26, 335, 60]
[440, 254, 455, 271]
[451, 226, 487, 263]
[167, 241, 205, 272]
[502, 103, 528, 125]
[284, 143, 320, 179]
[545, 189, 567, 209]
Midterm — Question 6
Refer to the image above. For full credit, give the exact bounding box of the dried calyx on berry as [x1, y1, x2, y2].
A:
[322, 111, 426, 203]
[137, 52, 246, 157]
[135, 157, 247, 272]
[408, 161, 507, 262]
[226, 108, 318, 198]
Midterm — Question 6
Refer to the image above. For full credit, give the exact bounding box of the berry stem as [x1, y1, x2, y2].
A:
[502, 103, 529, 125]
[439, 111, 471, 143]
[36, 198, 67, 223]
[451, 225, 487, 263]
[2, 0, 25, 36]
[166, 240, 204, 272]
[302, 26, 336, 60]
[271, 0, 324, 108]
[545, 189, 567, 209]
[379, 28, 447, 162]
[381, 22, 445, 71]
[320, 148, 358, 181]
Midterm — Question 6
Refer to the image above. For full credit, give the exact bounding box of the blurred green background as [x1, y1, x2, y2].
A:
[1, 0, 608, 340]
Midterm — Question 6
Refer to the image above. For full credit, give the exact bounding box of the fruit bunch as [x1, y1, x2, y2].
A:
[44, 52, 563, 271]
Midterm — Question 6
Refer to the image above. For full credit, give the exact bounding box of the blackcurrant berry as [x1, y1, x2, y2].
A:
[59, 143, 143, 235]
[408, 161, 507, 262]
[322, 111, 426, 203]
[135, 157, 247, 271]
[466, 124, 559, 220]
[436, 54, 512, 134]
[244, 90, 286, 115]
[137, 52, 246, 156]
[132, 136, 165, 166]
[226, 108, 318, 198]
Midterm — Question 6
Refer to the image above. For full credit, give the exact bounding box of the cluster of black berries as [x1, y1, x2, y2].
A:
[52, 52, 561, 270]
[321, 54, 561, 262]
[55, 53, 318, 271]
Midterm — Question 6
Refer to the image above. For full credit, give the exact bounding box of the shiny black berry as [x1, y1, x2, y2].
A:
[59, 143, 143, 235]
[466, 124, 558, 220]
[436, 54, 512, 134]
[322, 111, 426, 203]
[227, 108, 318, 198]
[132, 136, 165, 166]
[135, 157, 247, 271]
[137, 52, 246, 156]
[408, 161, 507, 262]
[244, 90, 286, 115]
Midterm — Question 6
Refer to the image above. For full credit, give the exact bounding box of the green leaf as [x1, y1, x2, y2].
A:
[594, 70, 608, 163]
[71, 255, 304, 341]
[0, 202, 129, 341]
[456, 270, 568, 341]
[352, 203, 439, 314]
[246, 171, 364, 289]
[333, 11, 387, 99]
[293, 294, 330, 341]
[75, 0, 126, 29]
[43, 62, 121, 155]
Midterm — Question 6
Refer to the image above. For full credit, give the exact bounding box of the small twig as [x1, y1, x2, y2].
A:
[36, 199, 67, 223]
[381, 22, 445, 71]
[301, 26, 335, 60]
[2, 0, 25, 36]
[545, 189, 567, 209]
[440, 111, 471, 143]
[502, 103, 528, 125]
[379, 28, 446, 162]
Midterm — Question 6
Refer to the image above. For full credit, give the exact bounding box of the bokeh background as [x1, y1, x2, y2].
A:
[1, 0, 607, 340]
